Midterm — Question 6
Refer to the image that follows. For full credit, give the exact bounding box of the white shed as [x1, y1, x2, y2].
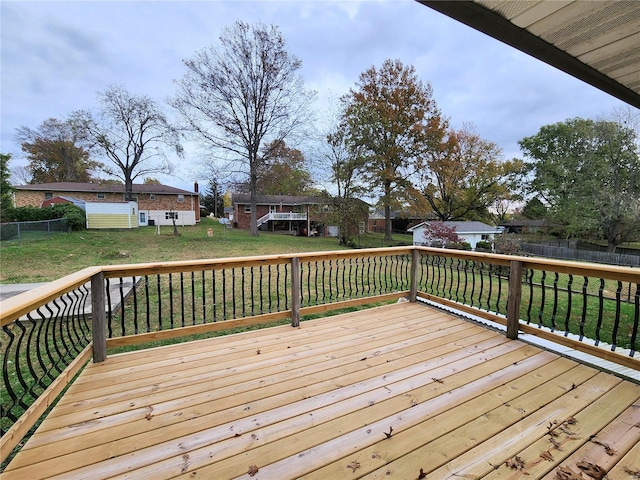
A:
[407, 221, 501, 251]
[85, 201, 139, 229]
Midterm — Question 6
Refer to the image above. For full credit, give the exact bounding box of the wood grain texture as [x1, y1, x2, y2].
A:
[3, 303, 639, 480]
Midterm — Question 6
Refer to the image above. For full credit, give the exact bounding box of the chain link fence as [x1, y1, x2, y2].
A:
[0, 218, 70, 243]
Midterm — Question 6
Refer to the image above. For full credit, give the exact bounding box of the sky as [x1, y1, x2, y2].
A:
[0, 0, 632, 193]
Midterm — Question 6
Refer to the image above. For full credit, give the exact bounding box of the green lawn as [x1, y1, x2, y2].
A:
[0, 218, 352, 283]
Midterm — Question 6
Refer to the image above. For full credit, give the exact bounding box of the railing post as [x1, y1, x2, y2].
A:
[291, 257, 301, 327]
[507, 260, 523, 340]
[410, 248, 419, 302]
[91, 271, 107, 362]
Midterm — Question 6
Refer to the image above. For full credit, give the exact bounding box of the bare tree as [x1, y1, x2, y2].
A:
[73, 85, 182, 200]
[171, 21, 315, 236]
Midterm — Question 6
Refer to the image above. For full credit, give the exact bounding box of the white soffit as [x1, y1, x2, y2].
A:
[418, 0, 640, 108]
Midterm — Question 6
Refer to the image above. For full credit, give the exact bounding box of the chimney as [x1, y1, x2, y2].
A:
[194, 182, 199, 193]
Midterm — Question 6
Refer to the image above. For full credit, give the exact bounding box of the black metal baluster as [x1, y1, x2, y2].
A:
[180, 272, 185, 327]
[594, 278, 605, 345]
[610, 281, 623, 351]
[564, 274, 573, 336]
[222, 269, 227, 321]
[212, 269, 217, 321]
[550, 273, 559, 332]
[118, 278, 126, 336]
[579, 276, 589, 341]
[630, 284, 639, 357]
[106, 277, 113, 338]
[202, 271, 206, 323]
[169, 273, 175, 329]
[145, 275, 151, 332]
[191, 271, 196, 325]
[538, 271, 547, 327]
[157, 274, 163, 331]
[132, 276, 139, 334]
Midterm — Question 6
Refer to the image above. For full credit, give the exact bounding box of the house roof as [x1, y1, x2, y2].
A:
[419, 1, 640, 109]
[407, 221, 500, 234]
[232, 194, 328, 205]
[13, 182, 197, 195]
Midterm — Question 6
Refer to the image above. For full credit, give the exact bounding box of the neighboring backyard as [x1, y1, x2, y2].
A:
[0, 218, 412, 283]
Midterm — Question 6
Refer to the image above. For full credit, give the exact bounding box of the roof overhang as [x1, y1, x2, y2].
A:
[418, 1, 640, 109]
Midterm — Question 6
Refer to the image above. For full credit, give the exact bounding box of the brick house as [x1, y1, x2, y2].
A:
[12, 182, 200, 227]
[231, 194, 369, 237]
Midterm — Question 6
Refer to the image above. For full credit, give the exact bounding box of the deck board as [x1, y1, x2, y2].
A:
[3, 303, 639, 480]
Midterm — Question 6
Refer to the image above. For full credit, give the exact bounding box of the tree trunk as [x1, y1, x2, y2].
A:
[384, 180, 392, 242]
[249, 165, 258, 237]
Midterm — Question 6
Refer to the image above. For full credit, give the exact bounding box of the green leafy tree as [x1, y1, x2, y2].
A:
[1, 153, 13, 219]
[256, 140, 312, 195]
[172, 21, 315, 236]
[341, 59, 445, 241]
[521, 197, 547, 219]
[15, 117, 98, 183]
[201, 179, 225, 217]
[519, 117, 640, 251]
[73, 85, 182, 201]
[417, 125, 525, 221]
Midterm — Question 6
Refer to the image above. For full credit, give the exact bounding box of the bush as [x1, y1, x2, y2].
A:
[1, 204, 85, 230]
[447, 241, 472, 251]
[475, 240, 493, 251]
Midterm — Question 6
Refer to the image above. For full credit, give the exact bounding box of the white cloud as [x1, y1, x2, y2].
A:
[1, 0, 629, 192]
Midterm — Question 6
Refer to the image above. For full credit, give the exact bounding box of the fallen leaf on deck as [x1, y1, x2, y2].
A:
[384, 426, 394, 439]
[622, 466, 640, 478]
[555, 465, 583, 479]
[576, 461, 606, 480]
[431, 377, 444, 384]
[540, 450, 554, 461]
[418, 467, 427, 479]
[248, 465, 259, 476]
[505, 456, 525, 470]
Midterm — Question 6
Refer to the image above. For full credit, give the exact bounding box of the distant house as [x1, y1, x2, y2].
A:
[231, 194, 368, 237]
[407, 221, 502, 250]
[12, 182, 200, 227]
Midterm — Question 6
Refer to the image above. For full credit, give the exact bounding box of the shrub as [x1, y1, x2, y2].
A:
[1, 204, 85, 230]
[448, 241, 471, 250]
[475, 240, 493, 251]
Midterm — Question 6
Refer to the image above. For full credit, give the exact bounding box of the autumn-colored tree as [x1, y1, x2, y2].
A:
[422, 222, 460, 246]
[418, 125, 524, 221]
[15, 117, 99, 183]
[255, 140, 312, 195]
[341, 59, 445, 241]
[143, 177, 162, 185]
[172, 21, 315, 236]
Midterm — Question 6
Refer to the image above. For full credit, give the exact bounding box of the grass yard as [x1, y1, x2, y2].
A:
[0, 218, 355, 283]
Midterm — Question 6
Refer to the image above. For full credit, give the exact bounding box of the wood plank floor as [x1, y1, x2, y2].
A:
[4, 303, 640, 479]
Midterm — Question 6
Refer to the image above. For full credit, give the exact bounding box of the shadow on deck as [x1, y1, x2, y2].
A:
[3, 303, 640, 479]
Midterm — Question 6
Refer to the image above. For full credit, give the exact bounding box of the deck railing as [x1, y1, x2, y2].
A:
[1, 247, 638, 462]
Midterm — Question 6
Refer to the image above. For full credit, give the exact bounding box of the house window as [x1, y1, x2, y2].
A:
[140, 212, 146, 223]
[165, 212, 178, 220]
[96, 193, 106, 200]
[177, 194, 184, 203]
[245, 205, 251, 213]
[481, 234, 490, 240]
[150, 194, 156, 200]
[44, 193, 53, 200]
[269, 205, 277, 213]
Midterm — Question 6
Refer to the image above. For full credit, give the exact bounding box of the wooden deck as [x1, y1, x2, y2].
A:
[3, 303, 640, 479]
